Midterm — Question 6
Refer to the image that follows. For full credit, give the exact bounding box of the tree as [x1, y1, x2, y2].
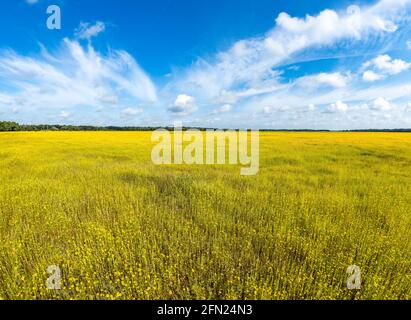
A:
[0, 121, 20, 131]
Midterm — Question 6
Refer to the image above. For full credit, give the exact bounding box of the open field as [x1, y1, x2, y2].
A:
[0, 131, 410, 300]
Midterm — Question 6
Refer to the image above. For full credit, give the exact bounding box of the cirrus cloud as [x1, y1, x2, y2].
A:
[0, 36, 157, 118]
[75, 22, 106, 41]
[167, 0, 404, 105]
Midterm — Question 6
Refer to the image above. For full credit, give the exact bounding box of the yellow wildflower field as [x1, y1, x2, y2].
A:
[0, 131, 410, 300]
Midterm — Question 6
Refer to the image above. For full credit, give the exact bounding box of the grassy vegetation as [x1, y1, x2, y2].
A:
[0, 131, 410, 300]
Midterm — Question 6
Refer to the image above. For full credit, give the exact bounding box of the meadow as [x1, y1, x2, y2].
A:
[0, 131, 410, 300]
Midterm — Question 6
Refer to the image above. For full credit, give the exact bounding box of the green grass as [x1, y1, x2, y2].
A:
[0, 131, 410, 300]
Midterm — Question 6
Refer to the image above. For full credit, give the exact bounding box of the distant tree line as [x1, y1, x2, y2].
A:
[0, 121, 160, 132]
[0, 121, 410, 132]
[0, 121, 216, 132]
[342, 129, 411, 132]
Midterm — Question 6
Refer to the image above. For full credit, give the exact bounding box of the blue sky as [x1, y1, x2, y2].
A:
[1, 0, 411, 129]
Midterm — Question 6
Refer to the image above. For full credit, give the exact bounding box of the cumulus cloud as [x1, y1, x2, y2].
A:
[157, 0, 411, 130]
[367, 55, 410, 75]
[0, 38, 157, 115]
[168, 94, 197, 115]
[371, 97, 393, 110]
[167, 0, 404, 105]
[361, 54, 410, 81]
[362, 70, 383, 82]
[299, 72, 349, 88]
[328, 101, 348, 112]
[75, 22, 106, 41]
[5, 0, 411, 129]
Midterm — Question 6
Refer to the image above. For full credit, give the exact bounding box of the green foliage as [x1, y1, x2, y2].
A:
[0, 121, 20, 131]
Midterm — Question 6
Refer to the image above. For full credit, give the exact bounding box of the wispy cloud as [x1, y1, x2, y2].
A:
[0, 25, 157, 123]
[4, 0, 411, 129]
[122, 107, 143, 117]
[166, 0, 407, 102]
[162, 0, 411, 129]
[211, 104, 232, 114]
[75, 22, 106, 41]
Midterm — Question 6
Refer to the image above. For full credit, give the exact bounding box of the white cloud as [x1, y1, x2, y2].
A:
[212, 104, 232, 114]
[371, 97, 393, 110]
[122, 107, 143, 116]
[328, 101, 348, 112]
[174, 0, 411, 129]
[0, 38, 157, 114]
[262, 106, 274, 114]
[363, 54, 410, 76]
[299, 72, 349, 88]
[212, 90, 239, 105]
[406, 103, 411, 110]
[350, 103, 369, 111]
[362, 70, 383, 82]
[60, 111, 71, 119]
[75, 22, 106, 41]
[261, 105, 293, 114]
[167, 0, 406, 110]
[168, 94, 197, 115]
[5, 0, 411, 129]
[0, 93, 13, 106]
